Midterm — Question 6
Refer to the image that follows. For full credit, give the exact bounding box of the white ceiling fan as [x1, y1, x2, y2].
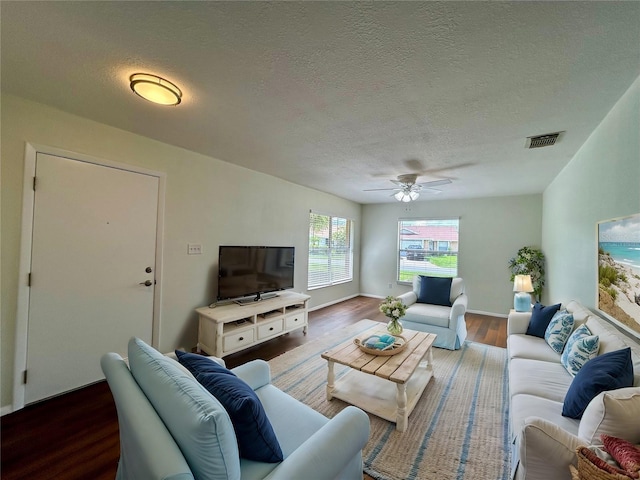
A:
[364, 173, 452, 202]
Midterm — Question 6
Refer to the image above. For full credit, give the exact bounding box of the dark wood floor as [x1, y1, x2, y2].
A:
[0, 296, 506, 480]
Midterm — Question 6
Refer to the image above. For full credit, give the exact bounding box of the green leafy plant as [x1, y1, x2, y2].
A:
[508, 246, 546, 301]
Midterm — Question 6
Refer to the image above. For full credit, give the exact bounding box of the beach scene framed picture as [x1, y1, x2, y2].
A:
[597, 212, 640, 337]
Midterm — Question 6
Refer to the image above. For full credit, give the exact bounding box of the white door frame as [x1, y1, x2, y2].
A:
[13, 143, 166, 411]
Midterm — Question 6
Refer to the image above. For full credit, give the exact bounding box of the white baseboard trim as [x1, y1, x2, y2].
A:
[1, 404, 14, 417]
[309, 293, 360, 312]
[358, 293, 385, 300]
[467, 309, 508, 318]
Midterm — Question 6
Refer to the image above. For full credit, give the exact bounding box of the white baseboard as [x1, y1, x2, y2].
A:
[358, 293, 385, 300]
[1, 404, 14, 416]
[467, 309, 508, 318]
[308, 293, 360, 312]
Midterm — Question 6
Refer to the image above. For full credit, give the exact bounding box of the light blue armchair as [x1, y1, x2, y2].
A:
[397, 276, 468, 350]
[101, 337, 370, 480]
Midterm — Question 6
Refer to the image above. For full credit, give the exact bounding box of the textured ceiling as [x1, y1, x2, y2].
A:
[2, 1, 639, 203]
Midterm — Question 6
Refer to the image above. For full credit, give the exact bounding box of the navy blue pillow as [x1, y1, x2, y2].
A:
[175, 350, 236, 377]
[195, 369, 283, 462]
[417, 276, 452, 307]
[562, 347, 634, 419]
[175, 351, 283, 463]
[526, 302, 561, 338]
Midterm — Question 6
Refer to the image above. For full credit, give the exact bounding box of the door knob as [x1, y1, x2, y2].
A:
[145, 267, 153, 273]
[139, 280, 153, 287]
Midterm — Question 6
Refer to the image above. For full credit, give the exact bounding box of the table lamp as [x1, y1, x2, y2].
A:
[513, 274, 534, 312]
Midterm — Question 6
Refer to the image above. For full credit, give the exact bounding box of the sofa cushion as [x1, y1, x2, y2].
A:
[544, 310, 574, 354]
[560, 324, 600, 377]
[579, 387, 640, 445]
[192, 363, 284, 463]
[526, 302, 561, 338]
[508, 334, 562, 363]
[128, 337, 241, 480]
[563, 348, 635, 419]
[417, 276, 452, 307]
[510, 394, 580, 441]
[509, 358, 573, 402]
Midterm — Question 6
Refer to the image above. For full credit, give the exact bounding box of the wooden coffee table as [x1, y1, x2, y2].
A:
[321, 323, 436, 432]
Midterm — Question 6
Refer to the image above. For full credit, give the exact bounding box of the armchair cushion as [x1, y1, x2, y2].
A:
[128, 337, 241, 480]
[417, 276, 452, 306]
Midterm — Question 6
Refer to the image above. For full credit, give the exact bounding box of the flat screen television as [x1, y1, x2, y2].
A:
[217, 246, 295, 303]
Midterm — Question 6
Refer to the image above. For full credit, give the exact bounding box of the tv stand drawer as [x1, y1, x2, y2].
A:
[258, 319, 284, 339]
[224, 330, 255, 351]
[285, 313, 305, 330]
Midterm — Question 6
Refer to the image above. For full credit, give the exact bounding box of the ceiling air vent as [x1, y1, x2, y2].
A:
[525, 132, 563, 149]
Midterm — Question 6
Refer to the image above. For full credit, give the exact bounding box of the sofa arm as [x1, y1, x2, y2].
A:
[519, 416, 581, 480]
[398, 290, 417, 307]
[232, 359, 271, 390]
[508, 311, 532, 336]
[264, 406, 370, 480]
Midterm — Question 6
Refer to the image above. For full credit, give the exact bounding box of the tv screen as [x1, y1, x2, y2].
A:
[217, 246, 295, 302]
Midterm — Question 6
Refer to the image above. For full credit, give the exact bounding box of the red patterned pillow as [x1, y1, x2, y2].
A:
[580, 447, 638, 479]
[602, 434, 640, 473]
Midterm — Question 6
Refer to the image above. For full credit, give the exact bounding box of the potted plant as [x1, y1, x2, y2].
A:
[508, 246, 546, 301]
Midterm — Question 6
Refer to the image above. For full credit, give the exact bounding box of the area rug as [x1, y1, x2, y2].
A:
[268, 319, 510, 480]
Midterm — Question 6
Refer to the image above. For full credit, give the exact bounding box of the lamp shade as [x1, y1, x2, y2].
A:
[513, 274, 534, 293]
[130, 73, 182, 106]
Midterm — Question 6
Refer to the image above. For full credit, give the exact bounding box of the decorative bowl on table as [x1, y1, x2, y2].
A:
[354, 334, 407, 356]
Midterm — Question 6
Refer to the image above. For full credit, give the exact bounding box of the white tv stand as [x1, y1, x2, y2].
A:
[195, 291, 310, 358]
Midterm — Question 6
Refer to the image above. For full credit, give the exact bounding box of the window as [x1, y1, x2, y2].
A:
[308, 212, 353, 289]
[398, 218, 459, 282]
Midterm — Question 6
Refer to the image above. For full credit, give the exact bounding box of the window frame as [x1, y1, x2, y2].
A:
[397, 217, 460, 284]
[307, 212, 354, 290]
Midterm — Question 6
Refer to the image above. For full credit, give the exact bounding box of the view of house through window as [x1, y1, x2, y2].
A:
[308, 213, 353, 289]
[398, 218, 459, 281]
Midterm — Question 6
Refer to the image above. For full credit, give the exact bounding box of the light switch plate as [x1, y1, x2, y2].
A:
[187, 243, 202, 255]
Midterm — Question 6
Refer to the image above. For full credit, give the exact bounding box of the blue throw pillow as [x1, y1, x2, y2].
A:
[544, 310, 574, 354]
[560, 325, 599, 377]
[195, 370, 283, 463]
[526, 302, 561, 338]
[175, 350, 235, 377]
[562, 347, 635, 419]
[417, 276, 452, 307]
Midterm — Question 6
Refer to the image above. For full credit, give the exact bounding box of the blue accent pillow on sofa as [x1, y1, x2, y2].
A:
[175, 350, 235, 377]
[526, 302, 561, 338]
[417, 276, 452, 307]
[562, 347, 634, 419]
[175, 351, 283, 463]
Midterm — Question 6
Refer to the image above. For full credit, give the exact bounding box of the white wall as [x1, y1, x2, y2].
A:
[0, 94, 361, 409]
[542, 76, 640, 306]
[361, 195, 542, 315]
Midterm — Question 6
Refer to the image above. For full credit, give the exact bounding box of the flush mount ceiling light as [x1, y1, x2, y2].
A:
[129, 73, 182, 106]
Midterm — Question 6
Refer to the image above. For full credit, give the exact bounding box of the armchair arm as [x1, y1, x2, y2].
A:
[448, 293, 468, 329]
[264, 406, 370, 480]
[508, 311, 532, 336]
[232, 359, 271, 391]
[519, 416, 581, 480]
[398, 290, 417, 307]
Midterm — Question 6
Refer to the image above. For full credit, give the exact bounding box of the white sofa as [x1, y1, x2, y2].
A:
[507, 300, 640, 480]
[398, 276, 467, 350]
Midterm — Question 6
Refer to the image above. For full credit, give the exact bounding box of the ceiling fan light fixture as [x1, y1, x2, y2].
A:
[394, 190, 419, 202]
[130, 73, 182, 106]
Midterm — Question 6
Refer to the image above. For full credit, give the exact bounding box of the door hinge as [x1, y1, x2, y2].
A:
[28, 273, 32, 287]
[33, 176, 37, 191]
[23, 370, 28, 384]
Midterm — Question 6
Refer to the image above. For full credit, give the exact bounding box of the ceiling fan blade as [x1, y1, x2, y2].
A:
[422, 187, 443, 194]
[418, 178, 452, 188]
[363, 187, 402, 192]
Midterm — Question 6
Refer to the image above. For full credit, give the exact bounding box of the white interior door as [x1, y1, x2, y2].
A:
[25, 152, 159, 404]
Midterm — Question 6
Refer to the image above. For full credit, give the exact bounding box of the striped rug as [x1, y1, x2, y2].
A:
[269, 319, 510, 480]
